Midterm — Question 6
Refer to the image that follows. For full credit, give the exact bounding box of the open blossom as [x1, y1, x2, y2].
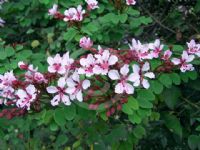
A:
[0, 71, 16, 89]
[47, 77, 70, 106]
[47, 54, 65, 74]
[187, 39, 200, 57]
[48, 4, 58, 16]
[85, 0, 99, 10]
[149, 39, 164, 58]
[78, 54, 96, 77]
[94, 50, 118, 75]
[64, 5, 85, 22]
[129, 39, 152, 61]
[79, 37, 93, 50]
[0, 17, 5, 27]
[131, 62, 155, 89]
[108, 64, 135, 94]
[16, 85, 37, 110]
[172, 51, 194, 72]
[126, 0, 136, 5]
[66, 71, 90, 102]
[162, 50, 172, 60]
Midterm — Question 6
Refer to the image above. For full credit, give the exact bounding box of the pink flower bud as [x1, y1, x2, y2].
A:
[79, 37, 93, 50]
[18, 61, 28, 70]
[126, 0, 136, 5]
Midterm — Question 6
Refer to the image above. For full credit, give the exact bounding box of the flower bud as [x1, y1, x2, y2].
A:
[79, 37, 93, 50]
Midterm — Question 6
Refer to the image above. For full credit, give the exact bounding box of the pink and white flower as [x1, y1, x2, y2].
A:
[16, 84, 37, 110]
[0, 71, 16, 89]
[172, 51, 195, 72]
[62, 52, 74, 73]
[131, 62, 155, 89]
[48, 4, 58, 16]
[162, 50, 172, 60]
[47, 77, 70, 106]
[79, 36, 93, 50]
[108, 64, 135, 94]
[18, 61, 29, 70]
[85, 0, 99, 10]
[94, 50, 118, 75]
[64, 5, 85, 22]
[126, 0, 136, 5]
[129, 38, 152, 61]
[187, 39, 200, 57]
[66, 71, 90, 102]
[78, 54, 96, 77]
[149, 39, 164, 58]
[47, 54, 65, 74]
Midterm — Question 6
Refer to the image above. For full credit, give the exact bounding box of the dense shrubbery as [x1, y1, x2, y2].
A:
[0, 0, 200, 149]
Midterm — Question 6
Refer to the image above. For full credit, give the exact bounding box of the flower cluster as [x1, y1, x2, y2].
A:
[0, 36, 199, 118]
[48, 0, 99, 23]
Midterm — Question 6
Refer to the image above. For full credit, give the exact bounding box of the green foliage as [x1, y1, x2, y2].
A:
[0, 0, 200, 149]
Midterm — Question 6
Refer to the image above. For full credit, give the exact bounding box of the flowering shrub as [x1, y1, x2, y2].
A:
[0, 0, 200, 149]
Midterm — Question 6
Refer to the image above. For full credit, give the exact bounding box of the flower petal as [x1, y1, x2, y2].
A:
[120, 64, 129, 76]
[108, 70, 120, 80]
[47, 86, 58, 94]
[82, 79, 91, 90]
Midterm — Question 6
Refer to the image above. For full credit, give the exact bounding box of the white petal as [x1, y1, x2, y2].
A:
[182, 51, 189, 60]
[124, 83, 134, 94]
[66, 87, 76, 94]
[66, 78, 76, 87]
[76, 90, 83, 102]
[120, 64, 129, 76]
[62, 95, 71, 105]
[26, 84, 36, 95]
[82, 80, 90, 90]
[172, 58, 181, 65]
[47, 57, 54, 65]
[144, 72, 155, 79]
[58, 77, 66, 88]
[108, 55, 118, 65]
[142, 62, 150, 71]
[142, 79, 150, 89]
[16, 89, 27, 99]
[72, 72, 80, 82]
[186, 55, 195, 63]
[108, 70, 120, 80]
[132, 64, 140, 73]
[128, 73, 140, 82]
[51, 95, 60, 106]
[115, 83, 124, 94]
[47, 86, 58, 94]
[48, 66, 56, 73]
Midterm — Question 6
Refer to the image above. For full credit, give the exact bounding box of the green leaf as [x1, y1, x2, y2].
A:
[63, 104, 76, 121]
[122, 103, 133, 115]
[162, 113, 182, 138]
[119, 14, 128, 23]
[161, 86, 181, 109]
[127, 96, 139, 110]
[0, 51, 7, 60]
[150, 80, 164, 94]
[63, 28, 78, 41]
[170, 73, 181, 85]
[185, 71, 198, 80]
[173, 45, 184, 52]
[55, 134, 68, 147]
[5, 46, 15, 57]
[138, 99, 153, 108]
[188, 135, 200, 150]
[159, 73, 172, 88]
[137, 89, 155, 101]
[128, 112, 142, 124]
[127, 8, 140, 16]
[54, 108, 66, 126]
[133, 125, 146, 139]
